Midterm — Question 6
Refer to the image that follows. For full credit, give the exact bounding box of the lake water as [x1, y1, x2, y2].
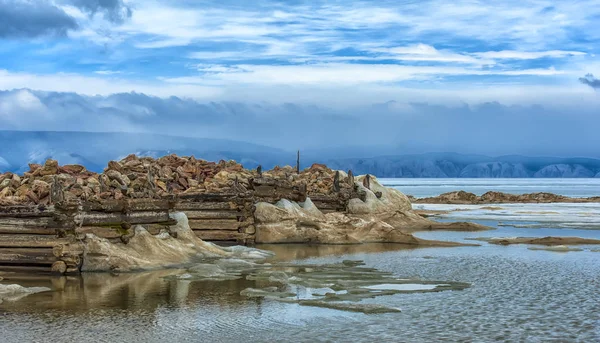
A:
[380, 178, 600, 198]
[1, 180, 600, 342]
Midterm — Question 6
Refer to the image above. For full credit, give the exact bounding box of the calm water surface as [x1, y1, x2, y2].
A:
[1, 180, 600, 342]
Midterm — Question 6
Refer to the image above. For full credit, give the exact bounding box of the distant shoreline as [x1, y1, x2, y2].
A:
[410, 191, 600, 204]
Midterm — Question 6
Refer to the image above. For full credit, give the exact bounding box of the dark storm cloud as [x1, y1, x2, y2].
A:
[0, 0, 78, 38]
[1, 88, 599, 158]
[67, 0, 132, 23]
[579, 74, 600, 90]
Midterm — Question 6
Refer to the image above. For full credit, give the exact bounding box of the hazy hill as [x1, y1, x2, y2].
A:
[1, 131, 599, 178]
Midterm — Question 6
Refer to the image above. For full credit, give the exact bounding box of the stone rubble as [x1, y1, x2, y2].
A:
[0, 155, 352, 205]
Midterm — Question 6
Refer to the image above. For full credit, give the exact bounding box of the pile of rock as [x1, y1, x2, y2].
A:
[0, 155, 356, 205]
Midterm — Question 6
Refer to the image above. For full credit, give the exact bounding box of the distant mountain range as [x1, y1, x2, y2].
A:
[1, 131, 599, 178]
[323, 153, 600, 178]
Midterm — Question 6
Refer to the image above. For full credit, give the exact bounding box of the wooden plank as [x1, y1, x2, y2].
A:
[0, 265, 53, 274]
[193, 230, 246, 241]
[0, 248, 57, 265]
[0, 225, 57, 235]
[188, 219, 239, 231]
[0, 205, 55, 218]
[0, 217, 55, 227]
[174, 201, 237, 211]
[183, 210, 241, 219]
[75, 226, 123, 239]
[0, 235, 69, 248]
[177, 193, 238, 201]
[76, 211, 170, 225]
[127, 199, 171, 211]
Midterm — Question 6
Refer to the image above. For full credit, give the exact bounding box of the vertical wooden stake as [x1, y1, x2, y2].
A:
[296, 150, 300, 174]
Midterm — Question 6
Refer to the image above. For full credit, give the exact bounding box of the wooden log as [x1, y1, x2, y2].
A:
[0, 225, 57, 235]
[183, 210, 241, 220]
[53, 243, 84, 258]
[176, 193, 238, 201]
[75, 226, 123, 239]
[51, 261, 67, 273]
[193, 230, 247, 241]
[81, 199, 171, 212]
[0, 265, 53, 273]
[0, 248, 58, 265]
[0, 205, 55, 218]
[127, 199, 171, 211]
[187, 219, 239, 231]
[0, 217, 55, 227]
[76, 210, 170, 225]
[174, 201, 237, 210]
[0, 235, 69, 248]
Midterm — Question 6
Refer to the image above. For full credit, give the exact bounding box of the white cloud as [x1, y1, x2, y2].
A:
[475, 50, 586, 59]
[0, 70, 223, 99]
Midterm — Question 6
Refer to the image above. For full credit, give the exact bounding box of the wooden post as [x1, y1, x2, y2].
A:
[296, 150, 300, 174]
[363, 174, 371, 190]
[333, 171, 340, 192]
[257, 165, 262, 176]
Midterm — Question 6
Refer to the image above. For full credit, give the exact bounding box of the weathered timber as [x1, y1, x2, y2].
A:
[187, 219, 240, 231]
[51, 261, 67, 273]
[0, 248, 56, 265]
[174, 201, 236, 211]
[193, 230, 247, 241]
[0, 205, 55, 218]
[183, 210, 242, 220]
[81, 199, 171, 212]
[0, 217, 55, 227]
[0, 225, 56, 235]
[0, 235, 69, 248]
[74, 226, 123, 239]
[0, 265, 54, 274]
[176, 193, 240, 201]
[75, 211, 170, 226]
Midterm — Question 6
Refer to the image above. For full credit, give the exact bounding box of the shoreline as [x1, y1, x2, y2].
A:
[409, 190, 600, 204]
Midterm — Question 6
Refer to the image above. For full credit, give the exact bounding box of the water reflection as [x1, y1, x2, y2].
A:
[0, 244, 420, 313]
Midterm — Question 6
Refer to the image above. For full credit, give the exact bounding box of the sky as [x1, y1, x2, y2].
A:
[0, 0, 599, 157]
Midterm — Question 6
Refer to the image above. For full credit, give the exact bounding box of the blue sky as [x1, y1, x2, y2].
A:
[0, 0, 600, 156]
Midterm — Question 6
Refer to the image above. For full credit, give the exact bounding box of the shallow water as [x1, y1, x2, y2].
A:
[1, 231, 599, 342]
[2, 179, 600, 342]
[381, 178, 600, 198]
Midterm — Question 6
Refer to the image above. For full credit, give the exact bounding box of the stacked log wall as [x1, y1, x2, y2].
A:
[0, 175, 361, 274]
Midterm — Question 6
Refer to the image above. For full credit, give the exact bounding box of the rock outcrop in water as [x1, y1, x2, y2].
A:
[412, 191, 600, 204]
[254, 176, 488, 245]
[468, 236, 600, 246]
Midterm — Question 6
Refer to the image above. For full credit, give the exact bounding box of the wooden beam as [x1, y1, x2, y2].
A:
[183, 210, 241, 220]
[187, 219, 240, 231]
[193, 230, 246, 241]
[0, 235, 69, 248]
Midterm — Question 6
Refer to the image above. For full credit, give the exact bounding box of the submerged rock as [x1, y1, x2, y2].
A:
[528, 245, 584, 252]
[298, 301, 401, 314]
